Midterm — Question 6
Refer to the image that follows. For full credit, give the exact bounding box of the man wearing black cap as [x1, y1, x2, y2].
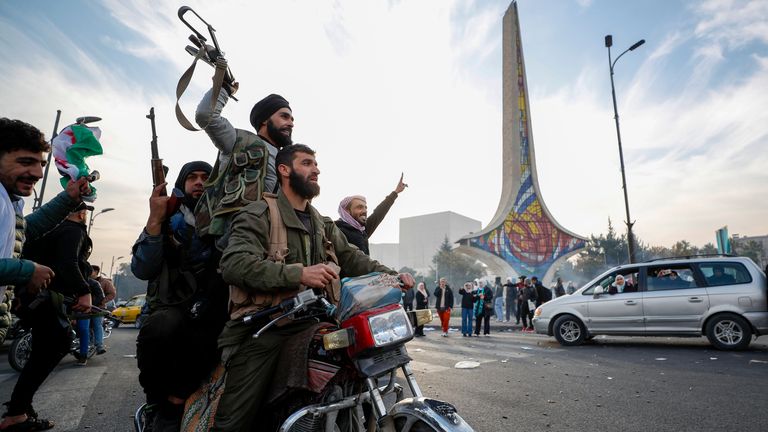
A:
[132, 161, 229, 431]
[196, 86, 293, 194]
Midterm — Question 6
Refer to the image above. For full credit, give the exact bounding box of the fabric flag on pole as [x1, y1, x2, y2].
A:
[52, 124, 103, 201]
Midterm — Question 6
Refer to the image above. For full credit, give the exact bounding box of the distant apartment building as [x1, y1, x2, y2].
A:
[368, 243, 399, 270]
[371, 211, 481, 276]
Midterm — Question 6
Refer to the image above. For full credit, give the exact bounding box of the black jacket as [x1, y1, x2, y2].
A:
[458, 286, 477, 309]
[503, 282, 517, 299]
[335, 191, 399, 255]
[403, 287, 415, 308]
[534, 282, 551, 305]
[433, 285, 454, 311]
[415, 290, 429, 309]
[22, 220, 91, 298]
[335, 220, 369, 255]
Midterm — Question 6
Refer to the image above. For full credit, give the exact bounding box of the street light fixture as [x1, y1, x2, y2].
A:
[605, 34, 645, 264]
[88, 207, 115, 235]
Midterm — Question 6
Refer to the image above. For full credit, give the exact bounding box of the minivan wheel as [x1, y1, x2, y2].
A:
[706, 314, 751, 351]
[553, 315, 586, 346]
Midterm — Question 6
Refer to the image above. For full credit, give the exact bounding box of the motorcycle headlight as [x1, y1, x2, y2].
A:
[368, 307, 413, 347]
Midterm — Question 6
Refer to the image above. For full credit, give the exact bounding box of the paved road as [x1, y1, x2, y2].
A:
[1, 324, 767, 431]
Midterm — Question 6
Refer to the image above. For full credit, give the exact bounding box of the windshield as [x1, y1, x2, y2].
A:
[335, 272, 403, 322]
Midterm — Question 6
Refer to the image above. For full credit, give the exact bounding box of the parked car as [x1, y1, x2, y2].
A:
[533, 256, 767, 350]
[110, 294, 146, 328]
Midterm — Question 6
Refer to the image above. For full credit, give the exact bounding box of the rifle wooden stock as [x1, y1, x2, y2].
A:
[147, 107, 181, 217]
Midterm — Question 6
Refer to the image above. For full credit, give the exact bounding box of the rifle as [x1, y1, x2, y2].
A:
[147, 107, 181, 216]
[175, 6, 237, 131]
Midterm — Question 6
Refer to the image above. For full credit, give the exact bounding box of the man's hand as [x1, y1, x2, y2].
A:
[398, 272, 415, 290]
[300, 264, 339, 289]
[146, 182, 170, 235]
[65, 177, 92, 201]
[394, 173, 408, 194]
[226, 81, 240, 96]
[72, 293, 92, 313]
[27, 263, 55, 294]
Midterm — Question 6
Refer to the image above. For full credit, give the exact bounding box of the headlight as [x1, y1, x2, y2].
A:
[534, 307, 542, 317]
[368, 307, 413, 347]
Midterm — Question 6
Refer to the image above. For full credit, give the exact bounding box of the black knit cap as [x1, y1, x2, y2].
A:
[175, 161, 213, 192]
[249, 94, 290, 131]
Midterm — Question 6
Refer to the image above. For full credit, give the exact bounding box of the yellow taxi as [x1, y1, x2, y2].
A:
[109, 294, 146, 328]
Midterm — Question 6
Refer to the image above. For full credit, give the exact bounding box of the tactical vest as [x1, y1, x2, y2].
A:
[228, 193, 340, 321]
[194, 129, 268, 251]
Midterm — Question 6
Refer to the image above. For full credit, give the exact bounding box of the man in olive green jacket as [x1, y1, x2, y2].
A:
[212, 143, 414, 431]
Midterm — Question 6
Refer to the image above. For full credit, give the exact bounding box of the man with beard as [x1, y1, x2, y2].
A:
[0, 118, 91, 431]
[335, 173, 408, 255]
[196, 85, 293, 194]
[212, 144, 415, 431]
[131, 161, 229, 431]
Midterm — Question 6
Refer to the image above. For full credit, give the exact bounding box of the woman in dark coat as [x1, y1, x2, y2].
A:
[414, 282, 429, 336]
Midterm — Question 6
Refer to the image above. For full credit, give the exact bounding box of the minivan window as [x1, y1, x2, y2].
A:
[583, 268, 640, 295]
[699, 262, 752, 286]
[647, 265, 699, 291]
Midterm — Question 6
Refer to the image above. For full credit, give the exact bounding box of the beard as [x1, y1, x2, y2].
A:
[267, 120, 293, 148]
[289, 170, 320, 200]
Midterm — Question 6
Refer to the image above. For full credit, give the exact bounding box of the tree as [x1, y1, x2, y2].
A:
[670, 240, 697, 257]
[427, 236, 486, 289]
[732, 239, 765, 265]
[699, 243, 718, 255]
[114, 261, 148, 301]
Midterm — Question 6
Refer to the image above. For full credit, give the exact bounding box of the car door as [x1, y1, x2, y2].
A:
[586, 268, 644, 334]
[643, 264, 709, 334]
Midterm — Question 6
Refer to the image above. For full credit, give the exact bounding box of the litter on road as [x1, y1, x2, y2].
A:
[454, 361, 481, 369]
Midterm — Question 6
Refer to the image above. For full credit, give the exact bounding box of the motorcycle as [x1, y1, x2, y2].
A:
[154, 273, 474, 432]
[8, 307, 113, 372]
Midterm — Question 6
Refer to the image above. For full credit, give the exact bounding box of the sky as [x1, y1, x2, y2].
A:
[1, 0, 766, 274]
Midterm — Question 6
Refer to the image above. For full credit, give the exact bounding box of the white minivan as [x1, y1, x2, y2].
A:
[532, 256, 767, 350]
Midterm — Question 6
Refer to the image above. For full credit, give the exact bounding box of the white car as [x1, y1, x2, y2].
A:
[532, 256, 767, 350]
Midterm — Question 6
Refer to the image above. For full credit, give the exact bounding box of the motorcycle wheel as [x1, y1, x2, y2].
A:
[9, 332, 32, 372]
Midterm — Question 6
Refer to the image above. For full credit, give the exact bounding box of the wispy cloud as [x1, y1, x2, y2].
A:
[1, 0, 765, 270]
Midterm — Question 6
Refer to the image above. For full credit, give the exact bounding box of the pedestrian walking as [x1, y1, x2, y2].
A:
[554, 277, 566, 298]
[433, 278, 454, 337]
[515, 275, 527, 325]
[493, 277, 504, 322]
[474, 281, 493, 336]
[519, 278, 537, 331]
[503, 277, 517, 323]
[414, 283, 429, 337]
[458, 282, 476, 337]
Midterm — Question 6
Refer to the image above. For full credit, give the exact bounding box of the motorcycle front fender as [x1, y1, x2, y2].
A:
[389, 397, 474, 432]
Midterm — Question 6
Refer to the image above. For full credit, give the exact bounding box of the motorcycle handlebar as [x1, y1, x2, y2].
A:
[242, 290, 336, 338]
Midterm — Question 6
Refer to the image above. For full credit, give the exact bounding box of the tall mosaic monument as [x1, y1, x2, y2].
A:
[457, 1, 586, 281]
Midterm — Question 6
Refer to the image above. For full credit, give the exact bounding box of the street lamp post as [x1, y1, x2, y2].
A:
[88, 207, 115, 235]
[605, 34, 645, 264]
[110, 255, 125, 280]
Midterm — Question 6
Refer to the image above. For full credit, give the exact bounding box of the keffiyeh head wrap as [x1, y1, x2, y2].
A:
[338, 195, 366, 232]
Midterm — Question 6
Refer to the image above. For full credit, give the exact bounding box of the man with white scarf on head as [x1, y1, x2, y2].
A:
[334, 174, 407, 255]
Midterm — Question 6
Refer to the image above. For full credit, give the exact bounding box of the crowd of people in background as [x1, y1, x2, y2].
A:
[402, 275, 580, 337]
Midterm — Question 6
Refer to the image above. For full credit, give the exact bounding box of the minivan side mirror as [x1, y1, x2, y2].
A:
[593, 286, 604, 299]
